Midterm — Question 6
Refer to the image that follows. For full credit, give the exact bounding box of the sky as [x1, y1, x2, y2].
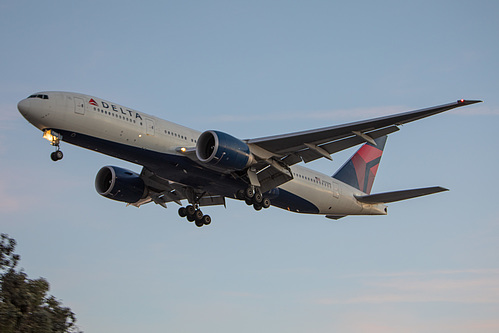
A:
[1, 1, 498, 332]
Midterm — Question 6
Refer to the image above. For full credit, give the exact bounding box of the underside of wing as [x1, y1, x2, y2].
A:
[131, 168, 226, 208]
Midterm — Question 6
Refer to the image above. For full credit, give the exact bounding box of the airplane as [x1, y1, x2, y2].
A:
[17, 92, 481, 227]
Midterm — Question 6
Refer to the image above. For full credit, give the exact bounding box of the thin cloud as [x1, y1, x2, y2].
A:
[0, 164, 87, 214]
[193, 102, 496, 126]
[0, 180, 22, 213]
[0, 103, 23, 128]
[331, 309, 499, 333]
[450, 104, 499, 116]
[316, 268, 499, 305]
[343, 268, 499, 278]
[221, 291, 265, 299]
[195, 105, 406, 124]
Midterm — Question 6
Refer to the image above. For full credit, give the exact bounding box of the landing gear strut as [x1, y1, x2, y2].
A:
[178, 205, 211, 227]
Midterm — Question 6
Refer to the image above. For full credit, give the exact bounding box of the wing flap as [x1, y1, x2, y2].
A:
[199, 195, 226, 207]
[355, 186, 449, 204]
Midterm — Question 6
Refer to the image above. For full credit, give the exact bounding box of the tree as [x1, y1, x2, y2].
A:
[0, 234, 81, 333]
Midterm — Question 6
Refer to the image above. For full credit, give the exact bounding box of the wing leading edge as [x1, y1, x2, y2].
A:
[247, 100, 482, 161]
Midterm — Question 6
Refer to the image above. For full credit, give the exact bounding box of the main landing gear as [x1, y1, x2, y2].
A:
[237, 186, 271, 211]
[178, 205, 211, 227]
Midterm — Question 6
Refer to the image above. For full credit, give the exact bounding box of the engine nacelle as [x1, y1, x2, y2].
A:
[95, 166, 146, 203]
[196, 130, 255, 172]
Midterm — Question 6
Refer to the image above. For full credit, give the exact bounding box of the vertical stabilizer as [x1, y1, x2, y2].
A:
[333, 136, 387, 194]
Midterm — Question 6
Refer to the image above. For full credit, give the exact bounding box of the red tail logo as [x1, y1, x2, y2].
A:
[350, 144, 383, 194]
[333, 136, 388, 194]
[89, 99, 98, 106]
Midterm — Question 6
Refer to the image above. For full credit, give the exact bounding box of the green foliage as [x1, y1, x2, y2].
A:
[0, 234, 81, 333]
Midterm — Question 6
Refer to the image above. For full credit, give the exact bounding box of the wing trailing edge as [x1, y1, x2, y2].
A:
[355, 186, 449, 204]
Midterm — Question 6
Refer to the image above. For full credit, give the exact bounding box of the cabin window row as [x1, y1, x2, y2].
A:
[293, 172, 332, 188]
[93, 107, 142, 126]
[164, 130, 197, 143]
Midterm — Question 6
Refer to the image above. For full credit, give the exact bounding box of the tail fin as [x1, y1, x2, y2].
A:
[332, 136, 387, 194]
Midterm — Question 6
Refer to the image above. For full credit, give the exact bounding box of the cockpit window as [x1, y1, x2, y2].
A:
[28, 94, 49, 100]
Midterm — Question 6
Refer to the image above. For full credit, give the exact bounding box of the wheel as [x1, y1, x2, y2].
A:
[245, 186, 255, 199]
[186, 214, 195, 222]
[185, 205, 196, 216]
[195, 219, 204, 227]
[253, 191, 263, 204]
[194, 209, 203, 221]
[236, 189, 245, 200]
[253, 204, 262, 211]
[178, 207, 187, 217]
[245, 198, 253, 206]
[202, 215, 211, 225]
[262, 198, 271, 209]
[50, 152, 58, 161]
[54, 150, 63, 160]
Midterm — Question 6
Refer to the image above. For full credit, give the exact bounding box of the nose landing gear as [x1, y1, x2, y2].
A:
[43, 130, 64, 162]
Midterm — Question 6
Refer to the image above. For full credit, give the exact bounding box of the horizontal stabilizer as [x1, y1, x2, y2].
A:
[355, 186, 448, 204]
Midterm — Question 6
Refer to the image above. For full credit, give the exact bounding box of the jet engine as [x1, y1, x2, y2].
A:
[196, 130, 255, 172]
[95, 166, 146, 203]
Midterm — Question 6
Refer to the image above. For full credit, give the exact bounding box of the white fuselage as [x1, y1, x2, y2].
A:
[18, 91, 387, 217]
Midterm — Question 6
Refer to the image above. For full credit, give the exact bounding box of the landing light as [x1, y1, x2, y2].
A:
[43, 130, 61, 146]
[180, 147, 187, 152]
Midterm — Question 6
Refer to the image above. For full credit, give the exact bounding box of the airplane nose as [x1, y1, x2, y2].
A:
[17, 98, 32, 118]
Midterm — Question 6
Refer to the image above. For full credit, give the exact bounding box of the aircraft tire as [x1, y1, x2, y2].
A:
[186, 205, 195, 216]
[178, 207, 187, 217]
[55, 150, 63, 160]
[245, 186, 255, 199]
[245, 198, 253, 206]
[194, 209, 203, 221]
[253, 204, 262, 211]
[253, 191, 263, 204]
[51, 151, 63, 161]
[262, 198, 271, 209]
[195, 219, 204, 227]
[202, 215, 211, 225]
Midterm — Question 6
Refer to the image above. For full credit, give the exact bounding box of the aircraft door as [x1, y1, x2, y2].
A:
[74, 97, 85, 115]
[146, 118, 155, 136]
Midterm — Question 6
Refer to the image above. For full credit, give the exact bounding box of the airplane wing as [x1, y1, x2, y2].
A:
[175, 99, 480, 194]
[240, 99, 481, 192]
[247, 99, 481, 165]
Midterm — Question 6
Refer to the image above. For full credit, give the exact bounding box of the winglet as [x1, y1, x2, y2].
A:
[457, 99, 482, 105]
